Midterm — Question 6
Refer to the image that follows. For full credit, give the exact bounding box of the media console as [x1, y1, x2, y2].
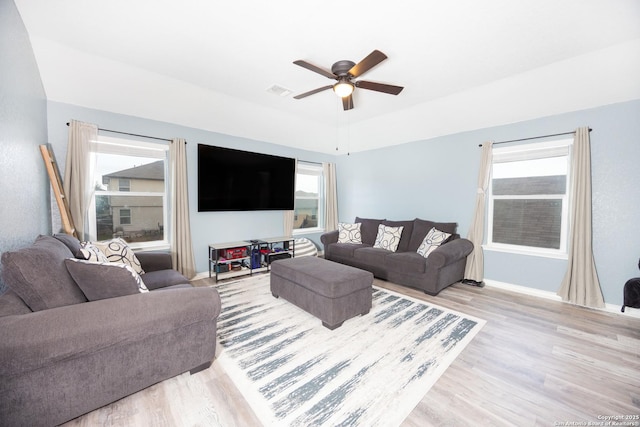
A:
[208, 236, 295, 282]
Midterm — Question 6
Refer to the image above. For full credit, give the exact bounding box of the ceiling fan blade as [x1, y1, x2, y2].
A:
[293, 85, 333, 99]
[342, 94, 354, 111]
[356, 80, 404, 95]
[293, 60, 336, 79]
[348, 50, 387, 78]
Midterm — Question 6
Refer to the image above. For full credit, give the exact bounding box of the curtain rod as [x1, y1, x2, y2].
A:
[66, 122, 175, 143]
[478, 128, 592, 147]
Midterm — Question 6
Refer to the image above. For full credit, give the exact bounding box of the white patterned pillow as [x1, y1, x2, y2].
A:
[294, 237, 318, 257]
[373, 224, 404, 252]
[417, 227, 452, 258]
[65, 258, 149, 301]
[338, 222, 362, 244]
[92, 238, 145, 274]
[79, 242, 109, 263]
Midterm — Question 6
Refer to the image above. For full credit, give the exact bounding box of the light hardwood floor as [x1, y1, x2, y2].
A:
[63, 276, 640, 427]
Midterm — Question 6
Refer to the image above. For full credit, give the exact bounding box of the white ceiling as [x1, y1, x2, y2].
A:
[14, 0, 640, 154]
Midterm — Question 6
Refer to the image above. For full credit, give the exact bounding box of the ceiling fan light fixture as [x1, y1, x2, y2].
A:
[333, 80, 354, 98]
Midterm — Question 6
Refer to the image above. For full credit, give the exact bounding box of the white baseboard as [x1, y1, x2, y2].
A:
[483, 279, 640, 319]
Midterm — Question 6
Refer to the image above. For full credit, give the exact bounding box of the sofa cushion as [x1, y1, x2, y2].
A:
[382, 220, 414, 252]
[353, 247, 390, 266]
[0, 289, 32, 317]
[385, 252, 427, 275]
[373, 224, 404, 252]
[355, 217, 385, 246]
[408, 218, 458, 252]
[65, 258, 149, 301]
[0, 235, 87, 311]
[141, 269, 191, 290]
[417, 227, 452, 258]
[92, 238, 145, 274]
[337, 222, 362, 244]
[53, 233, 84, 258]
[328, 243, 368, 259]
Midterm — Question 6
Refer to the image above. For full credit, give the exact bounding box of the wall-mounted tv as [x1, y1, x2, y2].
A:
[198, 144, 295, 212]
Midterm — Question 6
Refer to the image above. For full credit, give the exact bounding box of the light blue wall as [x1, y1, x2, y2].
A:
[336, 99, 640, 306]
[0, 0, 49, 289]
[46, 102, 334, 273]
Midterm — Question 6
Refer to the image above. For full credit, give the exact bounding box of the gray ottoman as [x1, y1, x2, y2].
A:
[270, 257, 373, 330]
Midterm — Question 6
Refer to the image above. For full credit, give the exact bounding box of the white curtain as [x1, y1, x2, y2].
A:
[283, 160, 298, 236]
[464, 141, 493, 283]
[170, 138, 196, 279]
[64, 120, 98, 241]
[323, 162, 338, 231]
[557, 127, 605, 308]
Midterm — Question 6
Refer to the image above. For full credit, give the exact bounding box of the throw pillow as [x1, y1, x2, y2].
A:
[373, 224, 404, 252]
[417, 227, 452, 258]
[294, 237, 318, 257]
[79, 242, 109, 263]
[92, 238, 145, 274]
[65, 258, 149, 301]
[338, 222, 362, 244]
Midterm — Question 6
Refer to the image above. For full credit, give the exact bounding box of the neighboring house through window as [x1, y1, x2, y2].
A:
[92, 136, 169, 249]
[487, 139, 572, 258]
[294, 162, 324, 233]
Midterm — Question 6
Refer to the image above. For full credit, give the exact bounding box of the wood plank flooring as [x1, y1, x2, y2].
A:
[63, 276, 640, 427]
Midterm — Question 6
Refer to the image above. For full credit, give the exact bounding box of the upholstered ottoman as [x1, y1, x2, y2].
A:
[270, 257, 373, 329]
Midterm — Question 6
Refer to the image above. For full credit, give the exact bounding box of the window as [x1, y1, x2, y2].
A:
[119, 208, 131, 225]
[118, 178, 130, 192]
[91, 136, 169, 249]
[487, 139, 572, 257]
[294, 162, 324, 233]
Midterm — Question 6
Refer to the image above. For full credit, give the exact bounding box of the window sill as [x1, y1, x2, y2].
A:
[130, 241, 171, 252]
[482, 244, 568, 260]
[293, 227, 326, 236]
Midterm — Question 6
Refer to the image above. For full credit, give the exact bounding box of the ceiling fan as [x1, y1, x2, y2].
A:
[293, 50, 404, 111]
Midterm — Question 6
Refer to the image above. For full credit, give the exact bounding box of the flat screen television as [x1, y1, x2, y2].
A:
[198, 144, 295, 212]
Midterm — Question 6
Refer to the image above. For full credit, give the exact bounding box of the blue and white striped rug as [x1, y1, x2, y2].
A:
[214, 274, 485, 426]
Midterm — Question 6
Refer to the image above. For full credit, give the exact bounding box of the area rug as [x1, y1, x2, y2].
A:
[214, 274, 485, 427]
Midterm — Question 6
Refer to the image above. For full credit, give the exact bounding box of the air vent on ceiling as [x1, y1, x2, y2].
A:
[266, 84, 293, 97]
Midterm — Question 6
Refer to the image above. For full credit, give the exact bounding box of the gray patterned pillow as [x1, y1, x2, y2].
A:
[338, 222, 362, 244]
[65, 258, 149, 301]
[417, 227, 452, 258]
[373, 224, 404, 252]
[92, 238, 145, 274]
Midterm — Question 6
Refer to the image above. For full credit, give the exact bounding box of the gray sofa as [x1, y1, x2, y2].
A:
[0, 234, 221, 426]
[321, 217, 474, 295]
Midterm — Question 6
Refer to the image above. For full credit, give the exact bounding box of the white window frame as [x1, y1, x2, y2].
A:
[485, 139, 572, 259]
[293, 162, 325, 235]
[90, 136, 170, 251]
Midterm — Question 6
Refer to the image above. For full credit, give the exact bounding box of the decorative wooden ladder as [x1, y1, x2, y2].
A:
[39, 144, 77, 238]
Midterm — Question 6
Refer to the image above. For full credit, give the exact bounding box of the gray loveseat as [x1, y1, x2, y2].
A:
[321, 217, 473, 295]
[0, 234, 221, 426]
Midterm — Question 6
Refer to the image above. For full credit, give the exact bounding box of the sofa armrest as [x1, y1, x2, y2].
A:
[320, 230, 339, 246]
[136, 251, 173, 272]
[0, 287, 221, 377]
[425, 238, 473, 269]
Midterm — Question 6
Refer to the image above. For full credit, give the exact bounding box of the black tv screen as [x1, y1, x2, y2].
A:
[198, 144, 295, 212]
